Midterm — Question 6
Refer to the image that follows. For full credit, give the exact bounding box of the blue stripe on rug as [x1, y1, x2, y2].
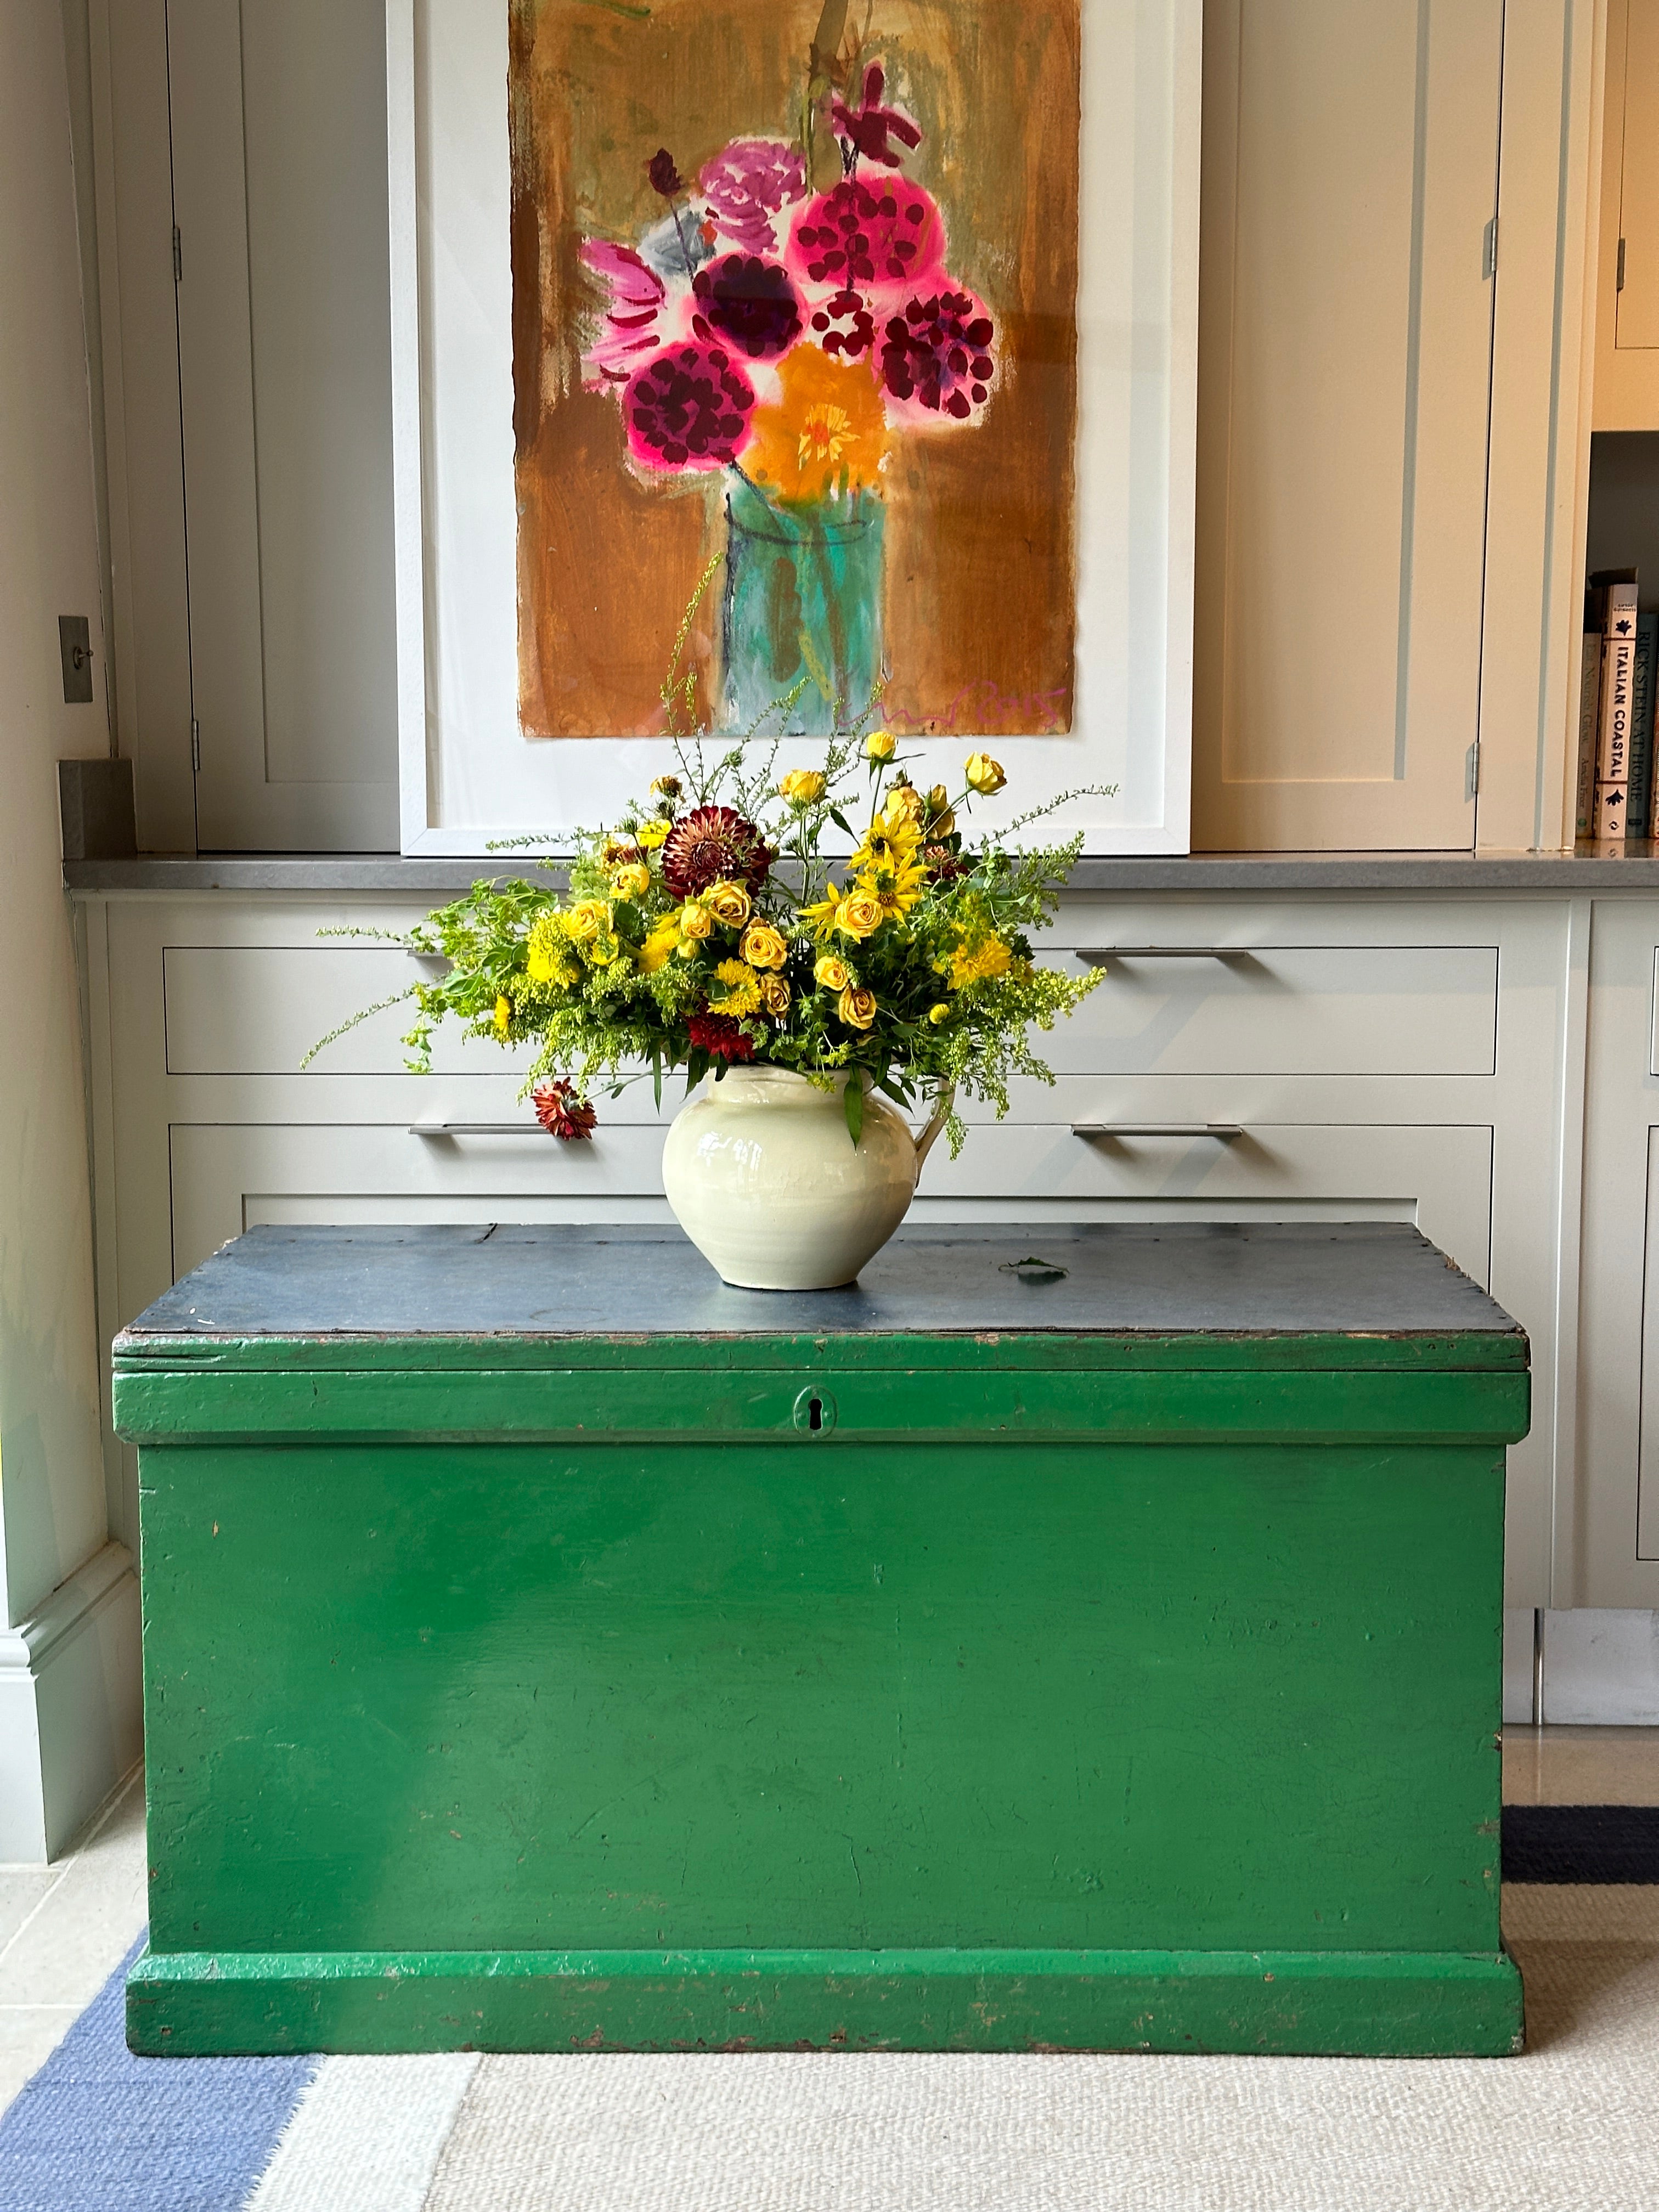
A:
[0, 1938, 317, 2212]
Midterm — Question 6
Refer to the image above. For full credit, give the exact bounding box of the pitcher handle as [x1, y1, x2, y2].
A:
[913, 1084, 956, 1173]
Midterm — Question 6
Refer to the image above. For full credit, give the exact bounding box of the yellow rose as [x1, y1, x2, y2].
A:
[758, 973, 791, 1016]
[865, 730, 896, 761]
[640, 916, 680, 974]
[814, 954, 851, 991]
[883, 780, 926, 825]
[610, 862, 651, 901]
[703, 880, 752, 929]
[678, 902, 713, 943]
[928, 1001, 951, 1024]
[636, 818, 670, 849]
[740, 920, 788, 970]
[964, 752, 1007, 795]
[566, 898, 610, 944]
[835, 891, 884, 941]
[493, 995, 512, 1035]
[837, 983, 877, 1030]
[779, 768, 827, 804]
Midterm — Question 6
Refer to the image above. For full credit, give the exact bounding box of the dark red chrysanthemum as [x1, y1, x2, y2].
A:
[808, 286, 877, 361]
[878, 290, 997, 421]
[622, 343, 755, 471]
[787, 177, 944, 292]
[691, 254, 802, 360]
[687, 1013, 757, 1062]
[661, 805, 773, 896]
[533, 1078, 597, 1141]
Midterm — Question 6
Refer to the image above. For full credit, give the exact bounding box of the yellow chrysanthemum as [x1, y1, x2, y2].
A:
[949, 935, 1013, 988]
[927, 1002, 951, 1024]
[526, 913, 577, 987]
[639, 915, 680, 974]
[708, 959, 762, 1017]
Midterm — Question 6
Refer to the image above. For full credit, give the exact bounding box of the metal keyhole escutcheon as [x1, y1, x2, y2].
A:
[792, 1386, 838, 1435]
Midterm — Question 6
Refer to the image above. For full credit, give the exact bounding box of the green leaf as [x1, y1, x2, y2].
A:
[829, 809, 856, 838]
[652, 1049, 663, 1113]
[844, 1075, 864, 1147]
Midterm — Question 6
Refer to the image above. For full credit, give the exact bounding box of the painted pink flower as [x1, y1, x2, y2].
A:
[699, 138, 806, 255]
[691, 253, 803, 361]
[878, 288, 997, 424]
[787, 177, 944, 295]
[580, 240, 668, 388]
[806, 287, 878, 362]
[831, 64, 922, 171]
[623, 342, 756, 471]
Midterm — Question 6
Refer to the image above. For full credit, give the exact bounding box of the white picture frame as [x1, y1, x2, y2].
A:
[388, 0, 1200, 856]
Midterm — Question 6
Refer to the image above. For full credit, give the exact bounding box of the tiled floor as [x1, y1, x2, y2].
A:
[0, 1768, 146, 2112]
[0, 1730, 1651, 2120]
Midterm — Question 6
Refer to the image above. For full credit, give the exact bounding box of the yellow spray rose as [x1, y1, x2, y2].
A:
[677, 902, 713, 944]
[835, 891, 884, 941]
[865, 730, 896, 761]
[883, 780, 926, 825]
[703, 880, 752, 929]
[964, 752, 1007, 795]
[814, 954, 851, 991]
[636, 818, 670, 849]
[928, 1001, 951, 1024]
[837, 983, 877, 1030]
[610, 862, 651, 901]
[566, 898, 611, 944]
[778, 769, 827, 804]
[758, 973, 791, 1017]
[740, 920, 788, 970]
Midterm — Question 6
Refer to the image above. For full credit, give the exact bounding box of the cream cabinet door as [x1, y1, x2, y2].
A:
[1594, 0, 1659, 429]
[1192, 0, 1503, 849]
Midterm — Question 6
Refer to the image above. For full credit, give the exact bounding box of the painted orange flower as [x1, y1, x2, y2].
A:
[744, 346, 888, 507]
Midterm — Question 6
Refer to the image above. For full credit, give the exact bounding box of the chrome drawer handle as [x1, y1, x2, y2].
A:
[1074, 947, 1251, 966]
[1072, 1122, 1244, 1139]
[408, 1121, 548, 1138]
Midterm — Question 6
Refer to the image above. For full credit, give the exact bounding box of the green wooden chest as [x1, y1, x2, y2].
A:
[113, 1221, 1528, 2057]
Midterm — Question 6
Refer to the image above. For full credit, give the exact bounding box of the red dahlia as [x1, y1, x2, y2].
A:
[661, 805, 772, 896]
[532, 1079, 597, 1141]
[687, 1013, 756, 1062]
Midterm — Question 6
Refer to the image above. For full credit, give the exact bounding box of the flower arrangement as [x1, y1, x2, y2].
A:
[373, 736, 1102, 1153]
[579, 24, 1001, 733]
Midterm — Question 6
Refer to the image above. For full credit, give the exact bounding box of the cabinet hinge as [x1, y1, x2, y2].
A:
[172, 224, 182, 284]
[1465, 738, 1480, 803]
[1482, 215, 1498, 280]
[1618, 236, 1627, 292]
[190, 717, 201, 774]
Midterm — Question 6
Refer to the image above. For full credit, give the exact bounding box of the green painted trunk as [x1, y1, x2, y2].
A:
[112, 1224, 1530, 2057]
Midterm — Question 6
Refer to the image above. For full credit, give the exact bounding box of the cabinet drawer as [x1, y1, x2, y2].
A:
[1043, 942, 1498, 1076]
[167, 940, 1500, 1085]
[168, 1120, 1493, 1293]
[164, 945, 527, 1077]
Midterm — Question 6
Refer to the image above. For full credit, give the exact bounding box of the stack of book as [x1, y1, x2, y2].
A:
[1577, 568, 1657, 843]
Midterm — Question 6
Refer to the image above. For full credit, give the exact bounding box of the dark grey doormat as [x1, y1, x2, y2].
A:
[1502, 1804, 1659, 1883]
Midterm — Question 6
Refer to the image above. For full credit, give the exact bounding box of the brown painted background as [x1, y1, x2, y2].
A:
[509, 0, 1079, 739]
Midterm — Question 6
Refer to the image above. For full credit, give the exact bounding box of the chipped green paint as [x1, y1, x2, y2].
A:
[115, 1296, 1527, 2056]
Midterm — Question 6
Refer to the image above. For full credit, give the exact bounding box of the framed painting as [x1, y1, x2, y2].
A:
[390, 0, 1199, 853]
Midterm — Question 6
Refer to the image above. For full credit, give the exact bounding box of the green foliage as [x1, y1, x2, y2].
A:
[318, 734, 1115, 1147]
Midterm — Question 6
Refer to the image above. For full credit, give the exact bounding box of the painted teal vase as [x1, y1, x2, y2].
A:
[721, 476, 884, 736]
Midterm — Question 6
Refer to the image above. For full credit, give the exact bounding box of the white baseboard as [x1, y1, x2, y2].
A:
[0, 1541, 142, 1861]
[1541, 1609, 1659, 1725]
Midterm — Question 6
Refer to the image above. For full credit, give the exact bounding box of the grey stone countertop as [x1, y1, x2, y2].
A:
[61, 846, 1659, 894]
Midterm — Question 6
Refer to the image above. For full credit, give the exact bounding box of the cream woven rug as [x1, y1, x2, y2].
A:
[407, 1888, 1657, 2212]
